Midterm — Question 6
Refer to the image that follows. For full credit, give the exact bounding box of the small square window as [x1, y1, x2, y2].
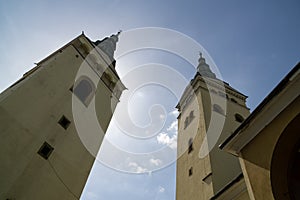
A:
[38, 142, 54, 160]
[58, 115, 71, 130]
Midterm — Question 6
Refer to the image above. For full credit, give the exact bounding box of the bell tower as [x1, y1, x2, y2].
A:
[0, 32, 125, 199]
[176, 54, 250, 199]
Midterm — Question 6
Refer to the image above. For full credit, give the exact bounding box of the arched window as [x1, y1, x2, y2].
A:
[235, 113, 244, 123]
[188, 138, 193, 153]
[213, 104, 224, 115]
[184, 110, 195, 129]
[73, 76, 95, 107]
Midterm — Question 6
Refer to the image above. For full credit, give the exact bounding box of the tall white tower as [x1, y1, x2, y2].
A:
[176, 54, 250, 200]
[0, 32, 125, 199]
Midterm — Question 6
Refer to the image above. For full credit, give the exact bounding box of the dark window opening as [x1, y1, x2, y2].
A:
[58, 115, 71, 130]
[188, 138, 193, 153]
[235, 113, 244, 123]
[184, 110, 195, 129]
[73, 76, 95, 107]
[189, 167, 193, 176]
[38, 142, 54, 160]
[188, 145, 193, 153]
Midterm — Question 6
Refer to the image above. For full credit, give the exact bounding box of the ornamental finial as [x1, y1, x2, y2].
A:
[117, 30, 122, 36]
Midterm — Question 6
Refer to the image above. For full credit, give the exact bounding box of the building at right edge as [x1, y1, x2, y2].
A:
[220, 63, 300, 200]
[176, 55, 300, 200]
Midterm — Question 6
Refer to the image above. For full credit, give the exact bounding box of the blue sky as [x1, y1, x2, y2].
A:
[1, 0, 300, 199]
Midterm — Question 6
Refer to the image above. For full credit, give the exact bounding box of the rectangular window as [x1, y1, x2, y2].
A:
[184, 117, 189, 129]
[188, 143, 193, 154]
[189, 167, 193, 176]
[184, 110, 195, 129]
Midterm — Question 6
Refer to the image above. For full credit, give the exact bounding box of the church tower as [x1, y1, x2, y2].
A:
[176, 54, 250, 200]
[0, 32, 125, 199]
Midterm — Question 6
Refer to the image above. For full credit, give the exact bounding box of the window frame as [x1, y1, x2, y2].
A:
[73, 76, 96, 107]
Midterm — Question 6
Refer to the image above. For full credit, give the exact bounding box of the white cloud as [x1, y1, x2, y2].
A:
[149, 158, 162, 166]
[158, 186, 165, 193]
[136, 166, 147, 173]
[169, 109, 179, 117]
[167, 120, 178, 133]
[128, 162, 148, 173]
[156, 132, 177, 149]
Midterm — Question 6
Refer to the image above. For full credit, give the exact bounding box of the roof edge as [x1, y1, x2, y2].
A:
[220, 62, 300, 151]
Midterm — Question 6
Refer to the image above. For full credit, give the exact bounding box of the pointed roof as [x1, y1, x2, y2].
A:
[93, 31, 121, 61]
[197, 52, 216, 79]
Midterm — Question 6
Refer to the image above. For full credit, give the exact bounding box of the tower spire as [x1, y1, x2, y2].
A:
[93, 30, 121, 61]
[197, 53, 216, 79]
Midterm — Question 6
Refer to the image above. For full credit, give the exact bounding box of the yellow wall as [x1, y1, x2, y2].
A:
[239, 96, 300, 200]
